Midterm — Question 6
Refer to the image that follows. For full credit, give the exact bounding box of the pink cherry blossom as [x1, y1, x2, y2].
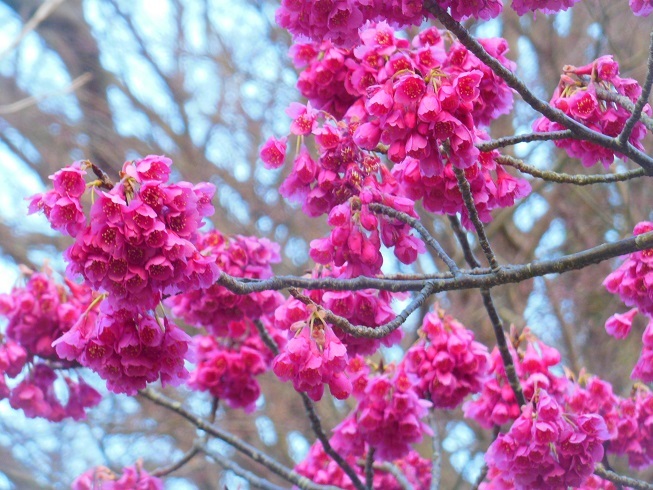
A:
[404, 306, 489, 409]
[485, 389, 609, 489]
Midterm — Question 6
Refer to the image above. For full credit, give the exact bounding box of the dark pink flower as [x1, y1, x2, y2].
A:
[260, 136, 288, 169]
[605, 308, 638, 339]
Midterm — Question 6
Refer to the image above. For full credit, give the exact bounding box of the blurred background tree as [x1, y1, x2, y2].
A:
[0, 0, 651, 487]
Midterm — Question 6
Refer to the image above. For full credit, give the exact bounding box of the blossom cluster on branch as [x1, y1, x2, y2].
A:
[5, 0, 653, 487]
[0, 268, 101, 421]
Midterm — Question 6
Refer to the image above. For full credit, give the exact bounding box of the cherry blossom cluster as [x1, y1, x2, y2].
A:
[404, 306, 489, 409]
[485, 389, 609, 489]
[188, 318, 284, 412]
[263, 103, 427, 276]
[8, 362, 100, 422]
[290, 41, 358, 120]
[0, 269, 96, 361]
[330, 359, 432, 461]
[604, 222, 653, 316]
[272, 303, 351, 400]
[0, 269, 101, 420]
[603, 222, 653, 382]
[572, 377, 653, 471]
[480, 470, 622, 490]
[295, 442, 431, 490]
[264, 22, 531, 246]
[306, 269, 403, 355]
[534, 56, 650, 168]
[276, 0, 583, 48]
[464, 328, 568, 428]
[271, 280, 403, 401]
[72, 463, 162, 490]
[26, 156, 220, 395]
[27, 161, 88, 236]
[511, 0, 580, 15]
[609, 384, 653, 469]
[564, 373, 621, 441]
[0, 339, 26, 399]
[53, 302, 191, 395]
[393, 151, 531, 228]
[276, 1, 425, 47]
[562, 372, 653, 470]
[167, 230, 284, 337]
[44, 156, 218, 310]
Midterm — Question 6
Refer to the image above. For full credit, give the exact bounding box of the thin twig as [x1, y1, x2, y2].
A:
[453, 167, 500, 271]
[288, 279, 437, 339]
[198, 443, 288, 490]
[299, 393, 366, 490]
[447, 216, 481, 268]
[497, 155, 647, 185]
[364, 448, 375, 490]
[618, 31, 653, 147]
[471, 464, 489, 490]
[594, 465, 653, 490]
[481, 288, 525, 405]
[476, 130, 574, 152]
[368, 203, 460, 275]
[138, 389, 338, 490]
[595, 88, 653, 132]
[448, 216, 526, 405]
[150, 445, 200, 478]
[373, 462, 414, 490]
[254, 319, 280, 355]
[429, 412, 441, 490]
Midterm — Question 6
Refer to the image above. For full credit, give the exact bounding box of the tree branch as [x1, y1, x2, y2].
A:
[595, 87, 653, 132]
[368, 203, 460, 275]
[497, 155, 647, 185]
[289, 279, 437, 339]
[215, 230, 653, 305]
[150, 445, 201, 478]
[448, 216, 525, 405]
[594, 465, 653, 490]
[429, 412, 441, 490]
[198, 443, 289, 490]
[0, 0, 67, 61]
[453, 167, 500, 271]
[364, 448, 375, 490]
[373, 462, 414, 490]
[299, 393, 366, 490]
[618, 31, 653, 147]
[476, 130, 574, 152]
[138, 389, 339, 490]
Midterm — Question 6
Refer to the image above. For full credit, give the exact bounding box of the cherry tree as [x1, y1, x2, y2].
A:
[2, 0, 653, 488]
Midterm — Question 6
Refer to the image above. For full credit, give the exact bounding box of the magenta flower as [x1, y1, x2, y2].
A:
[534, 57, 650, 168]
[73, 464, 163, 490]
[188, 317, 283, 412]
[511, 0, 581, 15]
[486, 389, 609, 489]
[404, 306, 490, 409]
[273, 312, 351, 401]
[331, 364, 432, 461]
[464, 329, 568, 428]
[605, 308, 638, 339]
[629, 0, 653, 16]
